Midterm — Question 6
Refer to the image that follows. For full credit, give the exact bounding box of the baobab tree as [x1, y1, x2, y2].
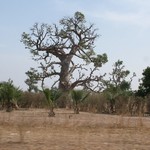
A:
[21, 12, 107, 104]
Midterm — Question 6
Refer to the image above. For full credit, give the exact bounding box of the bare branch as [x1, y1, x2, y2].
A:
[22, 12, 107, 92]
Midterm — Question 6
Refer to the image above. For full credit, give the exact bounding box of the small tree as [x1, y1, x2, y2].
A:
[43, 88, 61, 117]
[25, 68, 39, 92]
[71, 89, 89, 114]
[103, 60, 135, 113]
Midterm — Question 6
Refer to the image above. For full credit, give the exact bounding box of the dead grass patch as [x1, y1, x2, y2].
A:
[1, 109, 150, 150]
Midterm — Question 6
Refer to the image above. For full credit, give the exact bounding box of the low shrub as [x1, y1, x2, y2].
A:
[18, 91, 46, 108]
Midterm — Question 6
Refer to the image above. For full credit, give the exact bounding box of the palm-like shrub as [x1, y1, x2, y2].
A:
[71, 90, 89, 114]
[43, 88, 61, 117]
[0, 79, 22, 111]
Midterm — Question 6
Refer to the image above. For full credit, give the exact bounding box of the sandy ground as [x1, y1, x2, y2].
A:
[1, 109, 150, 150]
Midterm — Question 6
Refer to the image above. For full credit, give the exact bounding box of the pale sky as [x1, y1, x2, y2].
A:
[1, 0, 150, 90]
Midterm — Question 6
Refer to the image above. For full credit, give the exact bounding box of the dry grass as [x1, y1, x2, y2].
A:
[1, 109, 150, 150]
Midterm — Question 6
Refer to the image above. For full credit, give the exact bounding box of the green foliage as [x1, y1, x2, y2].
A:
[43, 88, 61, 108]
[103, 60, 135, 113]
[0, 79, 21, 101]
[0, 79, 22, 111]
[74, 11, 85, 22]
[136, 67, 150, 97]
[92, 53, 108, 67]
[105, 60, 134, 93]
[71, 90, 89, 104]
[25, 68, 39, 92]
[71, 89, 89, 114]
[120, 80, 130, 91]
[43, 88, 52, 107]
[43, 88, 61, 116]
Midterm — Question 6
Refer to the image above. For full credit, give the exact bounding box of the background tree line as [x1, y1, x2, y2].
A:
[1, 65, 150, 116]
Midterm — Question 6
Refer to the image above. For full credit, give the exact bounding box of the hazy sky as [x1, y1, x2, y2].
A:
[1, 0, 150, 90]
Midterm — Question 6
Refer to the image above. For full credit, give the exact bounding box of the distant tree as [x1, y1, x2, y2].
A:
[136, 67, 150, 97]
[0, 79, 22, 112]
[25, 68, 39, 92]
[103, 60, 135, 113]
[21, 12, 107, 103]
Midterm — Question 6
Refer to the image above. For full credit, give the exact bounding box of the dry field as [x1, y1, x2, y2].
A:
[1, 109, 150, 150]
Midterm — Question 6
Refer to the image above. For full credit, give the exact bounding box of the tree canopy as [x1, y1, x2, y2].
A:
[21, 11, 107, 92]
[25, 68, 39, 92]
[103, 60, 135, 110]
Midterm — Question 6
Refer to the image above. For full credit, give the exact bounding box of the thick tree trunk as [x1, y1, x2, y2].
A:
[59, 56, 73, 108]
[59, 55, 72, 92]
